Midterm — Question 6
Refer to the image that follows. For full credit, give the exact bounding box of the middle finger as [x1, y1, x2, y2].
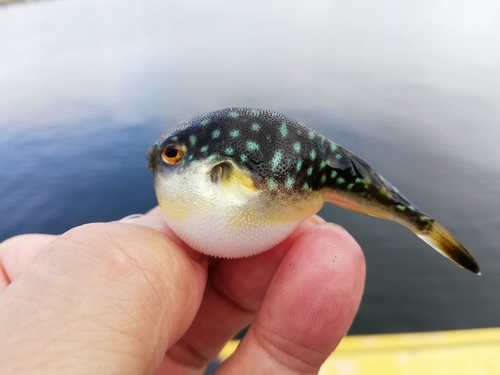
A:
[159, 216, 324, 374]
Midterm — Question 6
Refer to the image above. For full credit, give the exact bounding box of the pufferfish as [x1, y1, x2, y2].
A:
[147, 108, 480, 274]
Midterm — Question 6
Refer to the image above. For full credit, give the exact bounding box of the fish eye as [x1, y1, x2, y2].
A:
[161, 145, 184, 164]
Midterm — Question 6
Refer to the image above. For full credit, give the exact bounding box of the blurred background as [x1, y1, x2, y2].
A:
[0, 0, 499, 335]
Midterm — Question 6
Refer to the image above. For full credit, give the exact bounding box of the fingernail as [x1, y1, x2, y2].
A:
[119, 214, 144, 222]
[311, 215, 326, 225]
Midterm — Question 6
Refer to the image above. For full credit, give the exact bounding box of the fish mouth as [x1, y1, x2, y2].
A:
[146, 144, 157, 172]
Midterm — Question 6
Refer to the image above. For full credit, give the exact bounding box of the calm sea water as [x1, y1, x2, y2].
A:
[1, 0, 499, 335]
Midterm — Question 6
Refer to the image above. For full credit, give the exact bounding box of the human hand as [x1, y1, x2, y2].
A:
[0, 207, 365, 375]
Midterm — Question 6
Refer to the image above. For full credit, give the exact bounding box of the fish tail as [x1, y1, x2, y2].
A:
[417, 221, 480, 275]
[322, 143, 480, 274]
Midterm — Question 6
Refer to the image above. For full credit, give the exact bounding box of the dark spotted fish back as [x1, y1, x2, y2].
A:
[160, 108, 429, 229]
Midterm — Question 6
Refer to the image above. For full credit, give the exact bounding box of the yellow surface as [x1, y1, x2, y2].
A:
[219, 328, 500, 374]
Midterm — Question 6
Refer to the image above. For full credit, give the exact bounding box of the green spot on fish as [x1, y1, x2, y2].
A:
[409, 205, 416, 211]
[228, 111, 239, 118]
[347, 183, 354, 190]
[420, 216, 430, 221]
[331, 170, 337, 179]
[379, 187, 393, 200]
[212, 129, 221, 139]
[189, 135, 196, 146]
[296, 160, 303, 171]
[230, 130, 240, 138]
[302, 183, 310, 190]
[240, 154, 247, 162]
[246, 141, 259, 151]
[337, 177, 345, 184]
[200, 119, 210, 126]
[207, 154, 216, 161]
[307, 166, 313, 175]
[330, 143, 337, 152]
[335, 154, 342, 160]
[285, 175, 294, 188]
[225, 147, 234, 155]
[308, 131, 315, 139]
[267, 178, 278, 190]
[355, 178, 365, 184]
[310, 149, 316, 161]
[293, 142, 301, 153]
[251, 123, 261, 131]
[280, 122, 288, 138]
[171, 136, 178, 141]
[320, 175, 326, 184]
[271, 150, 282, 170]
[396, 205, 406, 211]
[320, 160, 327, 169]
[200, 145, 208, 152]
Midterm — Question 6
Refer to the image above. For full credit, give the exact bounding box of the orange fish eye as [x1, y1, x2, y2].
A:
[161, 145, 184, 164]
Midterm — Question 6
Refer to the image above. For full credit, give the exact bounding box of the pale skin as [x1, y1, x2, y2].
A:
[0, 207, 365, 375]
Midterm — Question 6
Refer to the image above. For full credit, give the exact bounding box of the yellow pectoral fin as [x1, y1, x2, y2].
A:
[216, 163, 262, 205]
[222, 164, 259, 192]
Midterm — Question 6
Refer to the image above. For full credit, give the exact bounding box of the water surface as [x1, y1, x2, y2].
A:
[1, 0, 499, 334]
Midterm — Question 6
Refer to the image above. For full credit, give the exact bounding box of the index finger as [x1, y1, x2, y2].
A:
[0, 234, 57, 290]
[0, 207, 172, 290]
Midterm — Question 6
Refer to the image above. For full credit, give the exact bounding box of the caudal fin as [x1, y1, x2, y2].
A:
[418, 222, 480, 275]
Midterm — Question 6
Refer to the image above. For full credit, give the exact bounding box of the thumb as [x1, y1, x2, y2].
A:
[0, 222, 207, 375]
